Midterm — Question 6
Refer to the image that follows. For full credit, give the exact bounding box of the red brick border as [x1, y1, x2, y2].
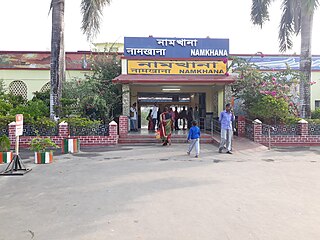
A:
[8, 121, 119, 148]
[248, 118, 320, 147]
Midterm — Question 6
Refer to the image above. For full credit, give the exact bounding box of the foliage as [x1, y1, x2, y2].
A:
[10, 100, 49, 119]
[0, 79, 6, 95]
[60, 97, 77, 117]
[282, 116, 302, 125]
[307, 118, 320, 124]
[0, 99, 13, 115]
[80, 0, 111, 41]
[250, 0, 318, 52]
[60, 117, 101, 128]
[0, 116, 15, 129]
[32, 90, 50, 108]
[249, 95, 289, 123]
[230, 56, 302, 123]
[0, 94, 26, 108]
[311, 108, 320, 119]
[30, 117, 57, 129]
[29, 133, 59, 153]
[0, 135, 10, 152]
[61, 56, 122, 123]
[250, 0, 317, 118]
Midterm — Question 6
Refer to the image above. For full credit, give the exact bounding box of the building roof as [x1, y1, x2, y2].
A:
[0, 51, 121, 70]
[112, 74, 235, 84]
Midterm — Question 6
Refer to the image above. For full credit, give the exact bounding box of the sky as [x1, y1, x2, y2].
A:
[1, 0, 320, 54]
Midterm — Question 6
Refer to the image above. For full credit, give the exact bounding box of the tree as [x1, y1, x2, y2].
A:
[230, 56, 301, 123]
[61, 55, 122, 123]
[251, 0, 319, 118]
[50, 0, 65, 120]
[49, 0, 111, 120]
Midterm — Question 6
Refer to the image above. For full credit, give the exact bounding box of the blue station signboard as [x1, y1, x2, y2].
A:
[124, 37, 229, 59]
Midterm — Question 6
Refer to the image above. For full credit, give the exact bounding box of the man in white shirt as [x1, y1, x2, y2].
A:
[130, 102, 138, 131]
[150, 102, 158, 131]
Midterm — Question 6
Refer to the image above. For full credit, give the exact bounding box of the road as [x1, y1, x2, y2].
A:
[0, 143, 320, 240]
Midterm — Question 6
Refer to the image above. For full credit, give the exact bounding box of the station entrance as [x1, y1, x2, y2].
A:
[137, 92, 207, 129]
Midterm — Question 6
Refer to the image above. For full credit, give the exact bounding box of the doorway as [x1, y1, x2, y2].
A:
[136, 92, 206, 129]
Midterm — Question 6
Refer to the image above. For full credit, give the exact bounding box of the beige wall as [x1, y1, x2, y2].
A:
[311, 72, 320, 110]
[0, 69, 90, 99]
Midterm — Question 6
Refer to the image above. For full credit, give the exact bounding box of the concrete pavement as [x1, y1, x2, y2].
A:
[0, 143, 320, 240]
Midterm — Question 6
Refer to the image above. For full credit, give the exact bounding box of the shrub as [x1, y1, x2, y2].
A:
[10, 100, 49, 119]
[0, 99, 13, 116]
[29, 136, 59, 152]
[60, 117, 101, 128]
[311, 109, 320, 119]
[307, 119, 320, 124]
[282, 116, 302, 124]
[249, 95, 289, 123]
[0, 115, 15, 130]
[0, 135, 10, 152]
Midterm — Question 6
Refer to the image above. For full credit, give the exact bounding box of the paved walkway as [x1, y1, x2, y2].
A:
[1, 143, 320, 240]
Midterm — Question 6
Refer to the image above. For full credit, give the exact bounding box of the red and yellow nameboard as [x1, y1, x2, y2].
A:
[127, 60, 227, 75]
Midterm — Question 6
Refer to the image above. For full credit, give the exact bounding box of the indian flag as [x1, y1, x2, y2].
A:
[0, 152, 13, 164]
[62, 138, 80, 154]
[34, 152, 53, 164]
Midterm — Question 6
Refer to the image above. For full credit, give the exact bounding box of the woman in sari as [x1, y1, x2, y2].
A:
[159, 107, 172, 146]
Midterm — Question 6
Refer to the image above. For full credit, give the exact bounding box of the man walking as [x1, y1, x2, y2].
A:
[218, 103, 235, 154]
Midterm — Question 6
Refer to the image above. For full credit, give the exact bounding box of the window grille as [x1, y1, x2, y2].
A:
[9, 80, 27, 99]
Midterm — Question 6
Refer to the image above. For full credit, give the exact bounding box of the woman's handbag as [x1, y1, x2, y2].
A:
[155, 130, 161, 139]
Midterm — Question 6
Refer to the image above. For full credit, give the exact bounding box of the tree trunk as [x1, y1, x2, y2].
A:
[50, 0, 65, 120]
[299, 6, 313, 119]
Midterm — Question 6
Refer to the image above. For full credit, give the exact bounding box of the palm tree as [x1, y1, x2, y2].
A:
[251, 0, 318, 118]
[49, 0, 111, 120]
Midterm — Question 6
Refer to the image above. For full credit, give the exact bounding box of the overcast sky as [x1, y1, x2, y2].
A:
[1, 0, 320, 54]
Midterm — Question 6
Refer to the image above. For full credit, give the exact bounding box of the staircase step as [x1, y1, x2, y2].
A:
[119, 138, 213, 144]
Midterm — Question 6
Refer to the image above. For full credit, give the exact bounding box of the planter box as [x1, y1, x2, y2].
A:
[34, 151, 53, 164]
[62, 138, 80, 154]
[0, 152, 13, 164]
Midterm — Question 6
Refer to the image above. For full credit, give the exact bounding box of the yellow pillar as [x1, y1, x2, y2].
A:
[218, 90, 224, 114]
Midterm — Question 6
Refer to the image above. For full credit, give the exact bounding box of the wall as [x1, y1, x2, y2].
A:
[0, 69, 91, 100]
[237, 117, 320, 147]
[311, 71, 320, 110]
[8, 121, 118, 148]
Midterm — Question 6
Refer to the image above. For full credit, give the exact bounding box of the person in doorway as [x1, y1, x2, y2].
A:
[147, 109, 153, 131]
[179, 106, 187, 130]
[169, 107, 174, 131]
[187, 120, 201, 158]
[151, 102, 158, 131]
[218, 103, 235, 154]
[187, 107, 194, 129]
[157, 107, 162, 130]
[194, 106, 200, 124]
[159, 107, 172, 146]
[130, 102, 138, 132]
[174, 107, 180, 130]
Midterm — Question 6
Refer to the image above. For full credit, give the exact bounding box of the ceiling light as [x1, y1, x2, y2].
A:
[162, 88, 181, 91]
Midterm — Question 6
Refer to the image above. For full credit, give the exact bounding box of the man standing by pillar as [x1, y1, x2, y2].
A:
[130, 102, 138, 132]
[218, 103, 235, 154]
[151, 102, 158, 131]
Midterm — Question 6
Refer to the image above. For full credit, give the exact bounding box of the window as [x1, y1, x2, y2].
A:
[315, 100, 320, 109]
[9, 80, 27, 99]
[40, 82, 50, 93]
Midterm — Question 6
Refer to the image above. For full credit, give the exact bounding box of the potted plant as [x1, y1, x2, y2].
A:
[29, 136, 59, 164]
[0, 135, 13, 164]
